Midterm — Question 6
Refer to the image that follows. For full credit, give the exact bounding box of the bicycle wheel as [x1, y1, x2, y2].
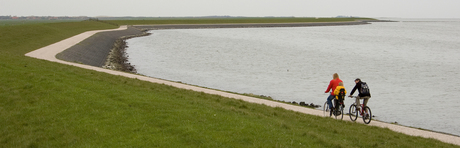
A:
[349, 104, 358, 121]
[362, 106, 372, 124]
[323, 101, 330, 117]
[336, 105, 344, 120]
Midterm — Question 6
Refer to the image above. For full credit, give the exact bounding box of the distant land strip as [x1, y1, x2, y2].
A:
[133, 20, 382, 30]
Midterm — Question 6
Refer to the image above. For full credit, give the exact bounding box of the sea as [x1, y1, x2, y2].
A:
[125, 18, 460, 136]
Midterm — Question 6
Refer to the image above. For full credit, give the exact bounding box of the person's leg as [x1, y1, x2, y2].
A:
[362, 96, 370, 118]
[363, 96, 370, 107]
[332, 98, 339, 115]
[355, 96, 361, 110]
[334, 99, 339, 110]
[327, 95, 335, 109]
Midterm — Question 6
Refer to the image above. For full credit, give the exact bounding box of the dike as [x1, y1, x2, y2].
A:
[56, 26, 149, 73]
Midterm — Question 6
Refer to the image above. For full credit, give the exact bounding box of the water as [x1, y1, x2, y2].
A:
[126, 19, 460, 136]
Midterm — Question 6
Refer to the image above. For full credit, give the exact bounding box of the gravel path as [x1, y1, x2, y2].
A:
[25, 24, 460, 146]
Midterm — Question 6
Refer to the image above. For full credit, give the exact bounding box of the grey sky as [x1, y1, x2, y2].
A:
[1, 0, 459, 18]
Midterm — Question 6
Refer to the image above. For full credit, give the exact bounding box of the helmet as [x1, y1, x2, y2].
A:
[355, 78, 361, 81]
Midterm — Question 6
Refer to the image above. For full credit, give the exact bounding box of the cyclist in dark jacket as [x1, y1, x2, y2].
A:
[349, 78, 371, 111]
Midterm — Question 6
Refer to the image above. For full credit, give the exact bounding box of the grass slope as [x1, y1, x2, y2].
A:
[0, 19, 458, 147]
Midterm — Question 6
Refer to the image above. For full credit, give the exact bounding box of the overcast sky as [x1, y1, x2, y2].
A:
[1, 0, 459, 18]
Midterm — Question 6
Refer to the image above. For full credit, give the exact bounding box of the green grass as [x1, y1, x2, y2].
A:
[0, 18, 458, 147]
[0, 19, 82, 26]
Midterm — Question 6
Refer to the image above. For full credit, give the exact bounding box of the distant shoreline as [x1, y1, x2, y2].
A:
[57, 20, 394, 72]
[132, 20, 389, 30]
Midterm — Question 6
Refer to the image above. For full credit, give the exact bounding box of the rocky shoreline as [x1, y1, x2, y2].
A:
[56, 26, 149, 73]
[103, 31, 151, 73]
[57, 20, 393, 73]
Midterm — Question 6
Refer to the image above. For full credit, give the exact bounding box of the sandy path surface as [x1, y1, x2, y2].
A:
[25, 25, 460, 146]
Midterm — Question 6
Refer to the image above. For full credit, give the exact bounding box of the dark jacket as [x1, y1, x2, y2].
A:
[350, 81, 371, 97]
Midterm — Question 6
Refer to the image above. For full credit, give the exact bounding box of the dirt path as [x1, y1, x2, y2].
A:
[25, 26, 460, 146]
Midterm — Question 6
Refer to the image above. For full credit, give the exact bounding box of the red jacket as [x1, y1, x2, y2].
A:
[325, 78, 342, 95]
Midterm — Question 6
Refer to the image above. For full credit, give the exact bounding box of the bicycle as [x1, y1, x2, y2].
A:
[348, 96, 372, 124]
[323, 98, 344, 120]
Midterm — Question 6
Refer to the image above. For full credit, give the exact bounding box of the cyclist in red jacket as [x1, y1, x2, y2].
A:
[325, 73, 343, 111]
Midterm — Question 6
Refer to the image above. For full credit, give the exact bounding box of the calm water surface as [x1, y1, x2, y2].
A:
[126, 19, 460, 136]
